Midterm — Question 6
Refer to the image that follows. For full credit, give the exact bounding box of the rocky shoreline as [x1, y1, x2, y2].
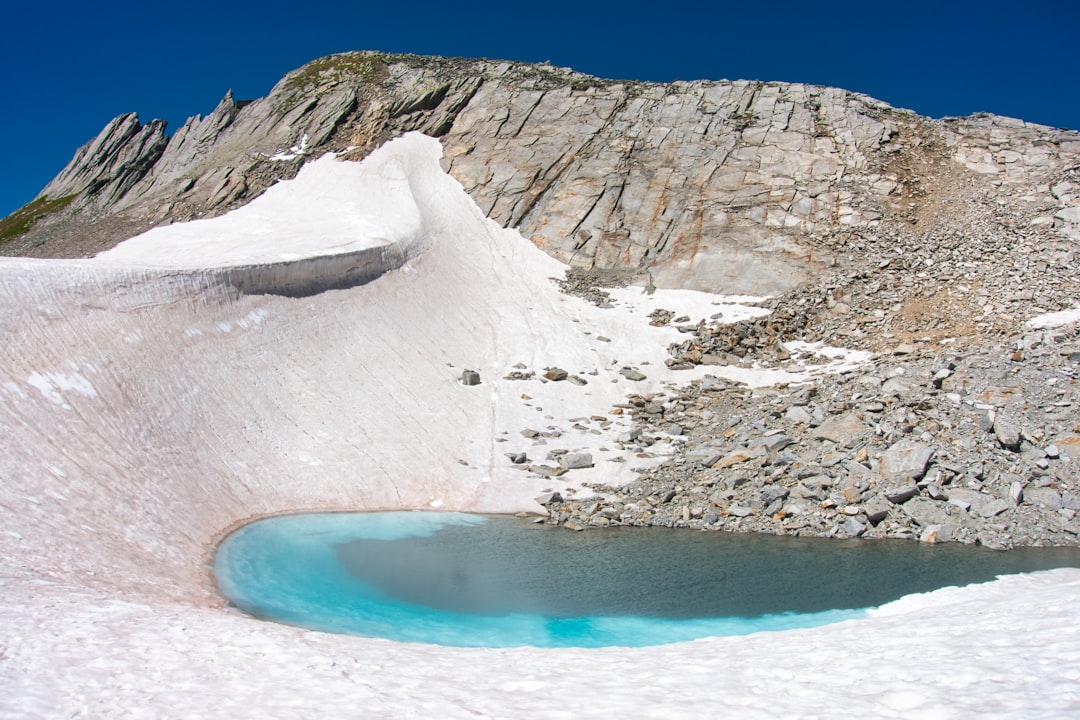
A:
[539, 295, 1080, 550]
[538, 158, 1080, 550]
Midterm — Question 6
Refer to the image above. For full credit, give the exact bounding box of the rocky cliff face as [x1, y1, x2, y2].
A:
[4, 51, 1080, 297]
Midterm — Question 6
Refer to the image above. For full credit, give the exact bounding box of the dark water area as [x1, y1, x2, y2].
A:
[215, 511, 1080, 647]
[336, 516, 1080, 619]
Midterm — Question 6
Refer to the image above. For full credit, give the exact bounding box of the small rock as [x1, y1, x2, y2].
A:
[700, 375, 731, 392]
[879, 440, 935, 482]
[461, 369, 481, 386]
[761, 486, 790, 505]
[842, 518, 867, 537]
[530, 465, 567, 478]
[813, 411, 867, 448]
[863, 495, 891, 524]
[884, 484, 919, 504]
[785, 406, 814, 425]
[560, 452, 595, 470]
[979, 499, 1010, 518]
[926, 484, 949, 501]
[505, 452, 528, 464]
[902, 498, 953, 527]
[993, 418, 1022, 451]
[755, 434, 794, 453]
[948, 498, 972, 512]
[543, 368, 568, 382]
[686, 448, 723, 467]
[839, 482, 865, 503]
[820, 451, 845, 467]
[620, 367, 647, 381]
[1024, 486, 1062, 509]
[920, 525, 954, 544]
[535, 491, 562, 505]
[715, 447, 764, 468]
[1009, 481, 1025, 506]
[880, 378, 911, 398]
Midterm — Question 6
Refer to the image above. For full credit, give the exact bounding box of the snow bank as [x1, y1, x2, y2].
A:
[1, 133, 1078, 718]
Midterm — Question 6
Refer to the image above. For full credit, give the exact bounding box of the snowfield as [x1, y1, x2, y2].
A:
[1, 133, 1078, 718]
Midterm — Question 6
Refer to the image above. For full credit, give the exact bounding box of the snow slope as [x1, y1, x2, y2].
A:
[1, 133, 1078, 718]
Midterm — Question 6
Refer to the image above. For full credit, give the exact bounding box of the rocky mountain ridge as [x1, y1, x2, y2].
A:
[5, 51, 1079, 296]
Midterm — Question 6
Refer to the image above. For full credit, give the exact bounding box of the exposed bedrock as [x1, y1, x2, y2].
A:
[37, 112, 169, 208]
[7, 52, 1080, 297]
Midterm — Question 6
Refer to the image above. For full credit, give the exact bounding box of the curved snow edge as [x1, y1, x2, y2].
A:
[93, 135, 450, 296]
[217, 241, 416, 297]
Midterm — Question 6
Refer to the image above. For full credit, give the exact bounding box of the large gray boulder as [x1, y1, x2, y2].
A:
[559, 453, 594, 470]
[878, 440, 934, 482]
[812, 412, 867, 448]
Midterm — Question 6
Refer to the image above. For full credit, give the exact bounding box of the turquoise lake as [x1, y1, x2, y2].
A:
[214, 511, 1080, 648]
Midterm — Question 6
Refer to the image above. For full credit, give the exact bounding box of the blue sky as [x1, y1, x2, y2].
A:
[2, 0, 1077, 218]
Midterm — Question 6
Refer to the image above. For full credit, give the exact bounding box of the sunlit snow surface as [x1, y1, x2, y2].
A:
[2, 133, 1079, 718]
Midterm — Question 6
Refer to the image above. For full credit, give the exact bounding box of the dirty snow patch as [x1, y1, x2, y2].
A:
[1025, 305, 1080, 329]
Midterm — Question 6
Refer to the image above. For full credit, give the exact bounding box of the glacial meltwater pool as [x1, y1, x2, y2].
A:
[214, 511, 1080, 648]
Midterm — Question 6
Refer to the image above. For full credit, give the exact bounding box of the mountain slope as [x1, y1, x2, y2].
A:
[2, 126, 1080, 720]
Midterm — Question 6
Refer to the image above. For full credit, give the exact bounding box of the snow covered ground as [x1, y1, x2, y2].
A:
[1, 133, 1078, 718]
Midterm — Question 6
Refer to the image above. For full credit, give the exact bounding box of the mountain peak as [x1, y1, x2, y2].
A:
[2, 52, 1078, 296]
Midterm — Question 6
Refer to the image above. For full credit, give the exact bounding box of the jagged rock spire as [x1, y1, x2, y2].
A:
[40, 113, 167, 207]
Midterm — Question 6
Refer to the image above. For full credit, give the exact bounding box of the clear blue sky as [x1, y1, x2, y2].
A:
[2, 0, 1077, 217]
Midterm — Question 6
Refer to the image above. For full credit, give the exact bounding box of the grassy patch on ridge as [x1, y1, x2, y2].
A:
[0, 194, 76, 246]
[279, 52, 390, 100]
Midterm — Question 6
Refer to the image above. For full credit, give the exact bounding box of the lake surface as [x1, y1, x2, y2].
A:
[214, 511, 1080, 648]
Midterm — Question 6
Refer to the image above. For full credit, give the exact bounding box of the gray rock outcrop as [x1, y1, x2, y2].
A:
[38, 113, 168, 208]
[6, 51, 1079, 300]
